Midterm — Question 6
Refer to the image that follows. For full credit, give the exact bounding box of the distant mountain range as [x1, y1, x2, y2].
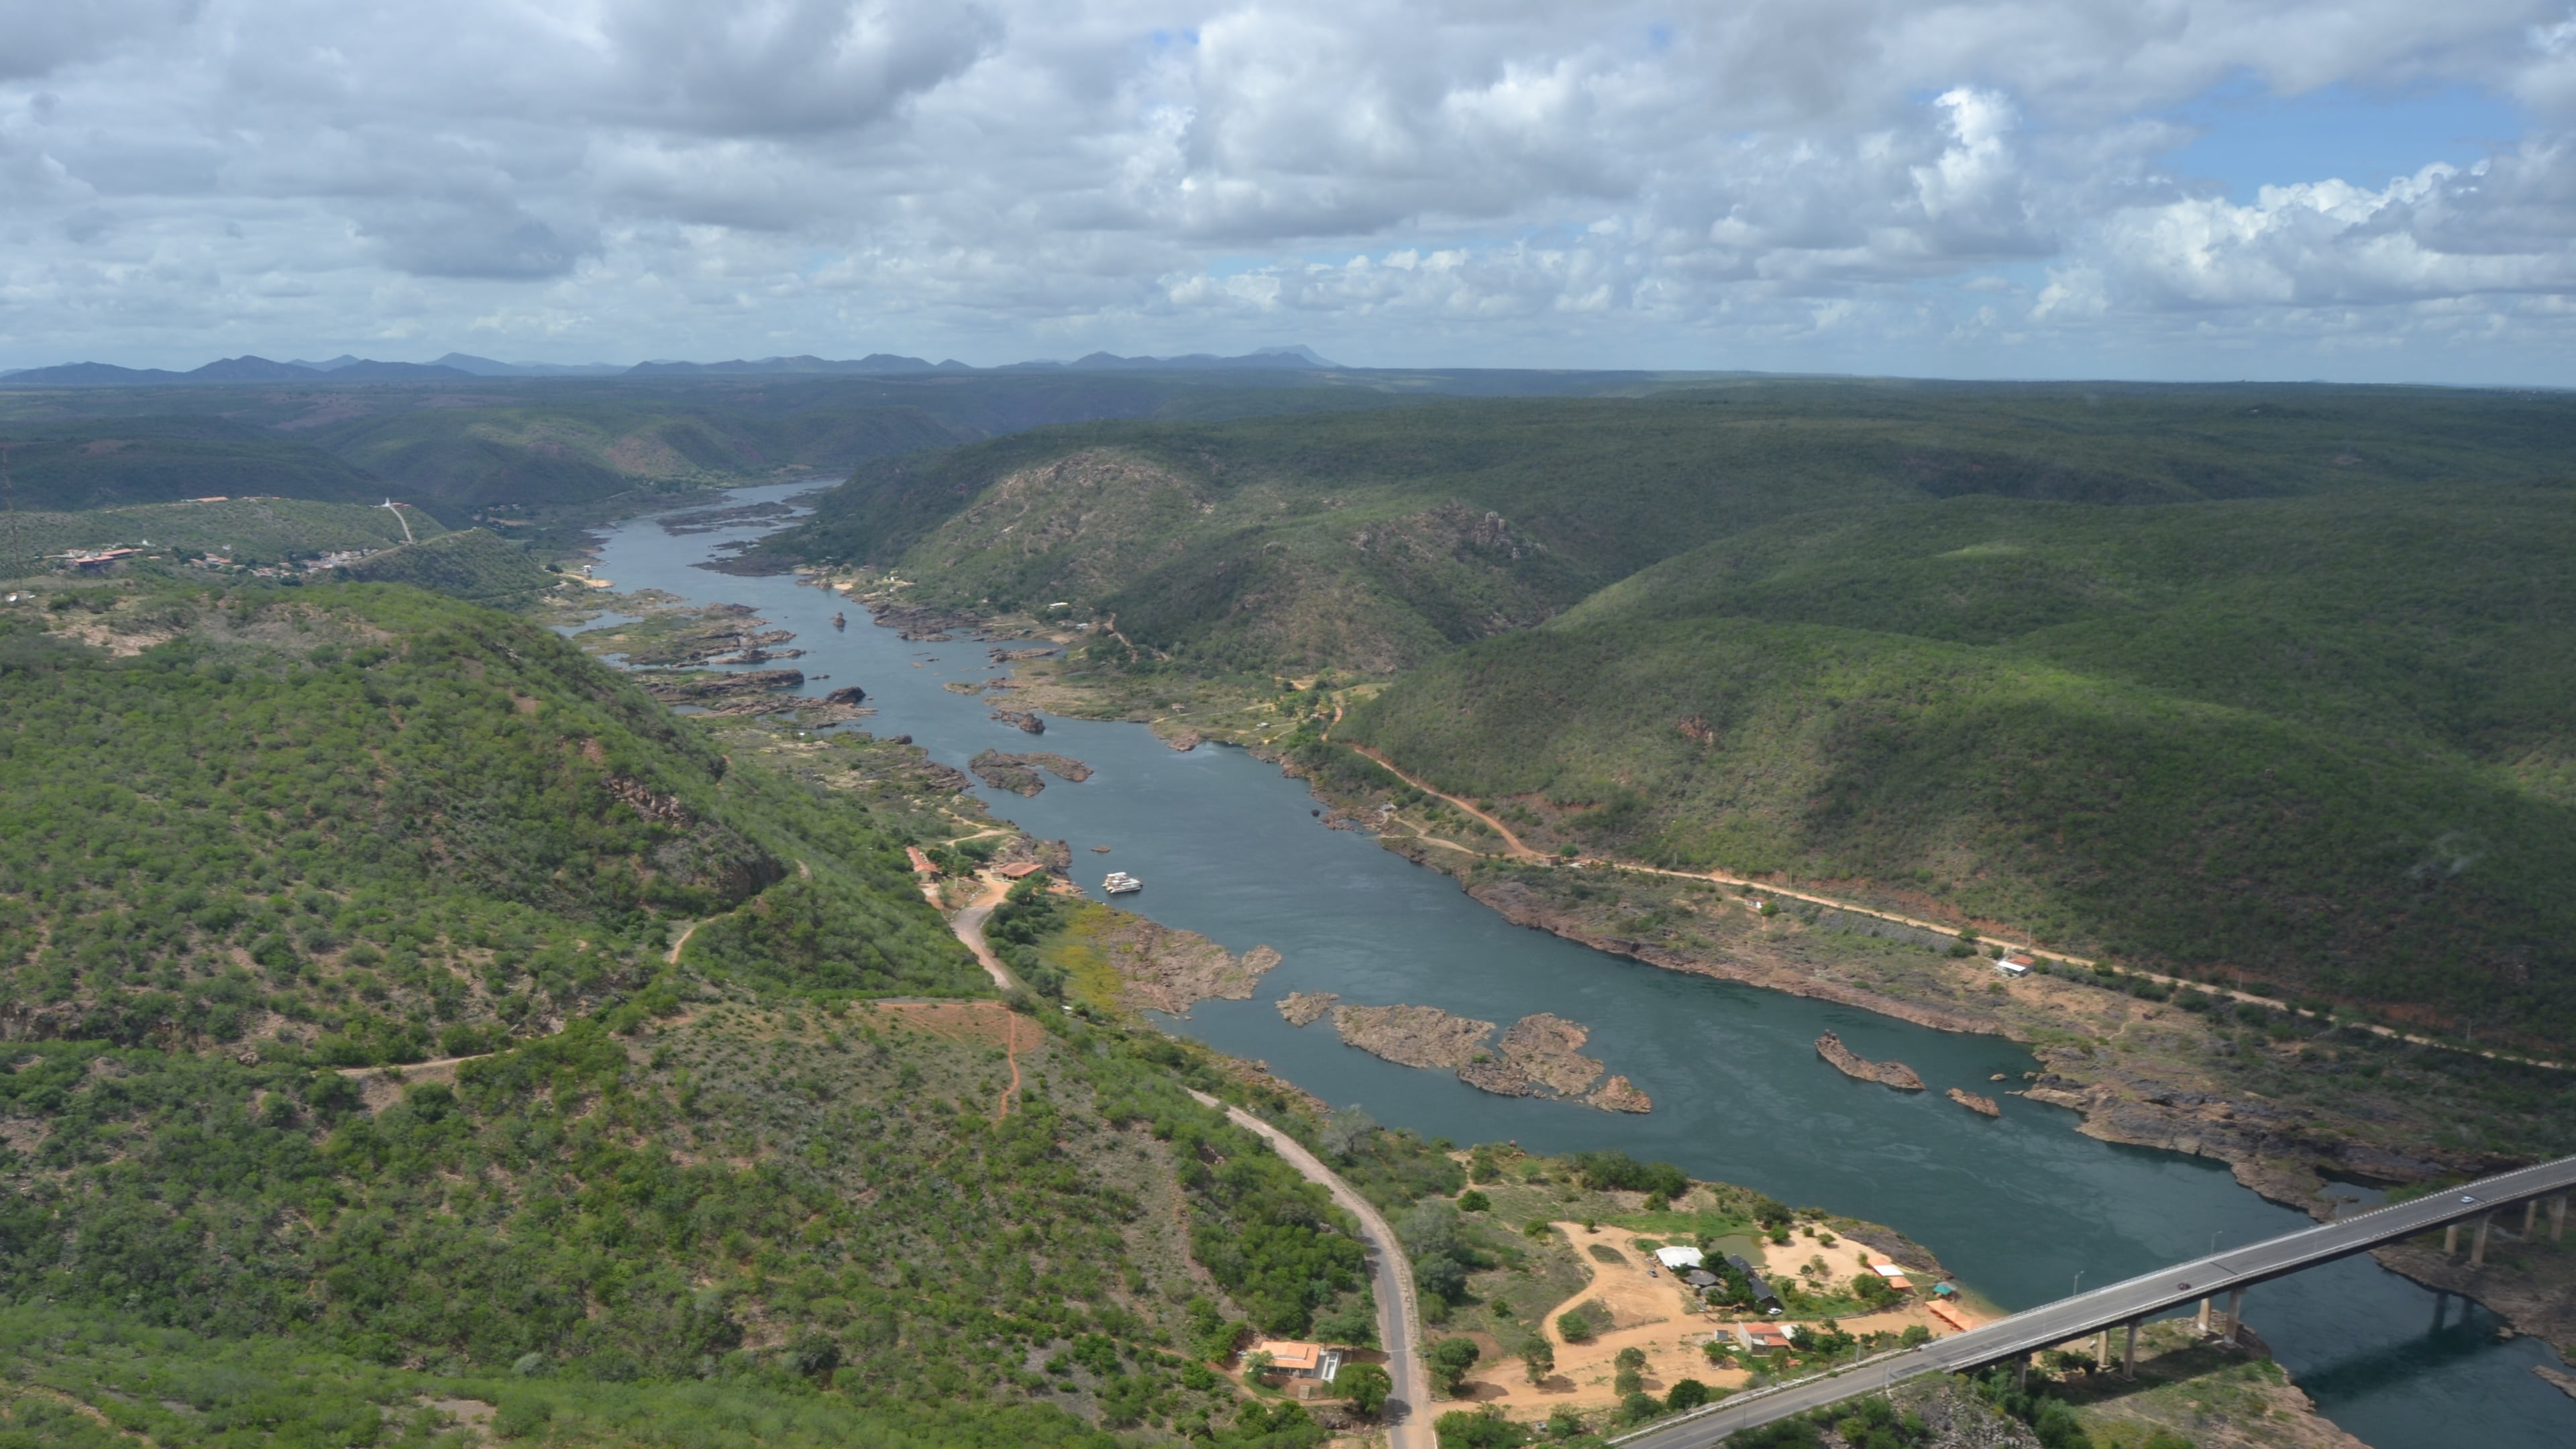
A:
[0, 345, 1344, 386]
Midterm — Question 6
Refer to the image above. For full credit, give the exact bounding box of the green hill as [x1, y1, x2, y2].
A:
[1340, 481, 2576, 1048]
[757, 382, 2576, 677]
[0, 578, 1390, 1447]
[0, 415, 402, 511]
[337, 525, 558, 607]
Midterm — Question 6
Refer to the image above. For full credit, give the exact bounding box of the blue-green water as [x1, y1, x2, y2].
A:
[590, 484, 2576, 1448]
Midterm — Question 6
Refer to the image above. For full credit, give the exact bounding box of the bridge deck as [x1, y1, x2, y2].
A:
[1617, 1153, 2576, 1447]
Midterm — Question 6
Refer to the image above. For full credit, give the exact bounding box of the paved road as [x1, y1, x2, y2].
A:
[1191, 1090, 1432, 1449]
[945, 871, 1023, 991]
[1619, 1152, 2576, 1447]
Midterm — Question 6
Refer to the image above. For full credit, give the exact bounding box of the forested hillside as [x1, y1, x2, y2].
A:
[756, 382, 2576, 676]
[0, 577, 1399, 1446]
[1340, 480, 2576, 1047]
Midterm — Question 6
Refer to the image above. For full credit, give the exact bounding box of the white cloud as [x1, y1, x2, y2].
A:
[0, 0, 2570, 379]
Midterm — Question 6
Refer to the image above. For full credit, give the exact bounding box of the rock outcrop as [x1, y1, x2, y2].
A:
[1303, 1003, 1651, 1113]
[1498, 1014, 1611, 1097]
[1081, 914, 1282, 1016]
[967, 751, 1091, 795]
[1276, 991, 1339, 1026]
[1330, 1005, 1496, 1070]
[642, 668, 806, 714]
[1947, 1087, 2002, 1118]
[1816, 1032, 1925, 1090]
[1587, 1076, 1654, 1113]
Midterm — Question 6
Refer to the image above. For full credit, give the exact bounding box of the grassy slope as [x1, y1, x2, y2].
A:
[0, 578, 1399, 1447]
[758, 383, 2576, 678]
[1340, 482, 2576, 1046]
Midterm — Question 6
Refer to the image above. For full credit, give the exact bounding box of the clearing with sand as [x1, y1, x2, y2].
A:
[1451, 1222, 1962, 1424]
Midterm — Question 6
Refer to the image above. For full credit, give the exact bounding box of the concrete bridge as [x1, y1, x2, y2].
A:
[1616, 1153, 2576, 1448]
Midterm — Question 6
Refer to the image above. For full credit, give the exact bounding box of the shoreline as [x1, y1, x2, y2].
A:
[776, 569, 2575, 1354]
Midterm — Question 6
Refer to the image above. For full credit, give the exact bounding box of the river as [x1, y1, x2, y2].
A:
[585, 482, 2576, 1449]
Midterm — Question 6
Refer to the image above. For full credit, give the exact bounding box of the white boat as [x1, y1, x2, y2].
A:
[1102, 871, 1142, 895]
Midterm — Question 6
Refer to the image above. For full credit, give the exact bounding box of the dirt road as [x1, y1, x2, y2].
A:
[1341, 744, 2564, 1071]
[1189, 1089, 1431, 1449]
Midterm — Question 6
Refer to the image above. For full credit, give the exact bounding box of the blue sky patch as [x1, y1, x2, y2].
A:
[2164, 76, 2522, 201]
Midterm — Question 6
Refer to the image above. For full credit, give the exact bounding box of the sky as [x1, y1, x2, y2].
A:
[5, 1, 2576, 382]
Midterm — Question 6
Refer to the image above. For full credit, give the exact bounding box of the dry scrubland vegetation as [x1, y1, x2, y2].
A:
[0, 575, 1438, 1448]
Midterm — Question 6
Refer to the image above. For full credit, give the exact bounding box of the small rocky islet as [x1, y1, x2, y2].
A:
[1815, 1030, 1925, 1091]
[1279, 996, 1652, 1113]
[966, 749, 1092, 796]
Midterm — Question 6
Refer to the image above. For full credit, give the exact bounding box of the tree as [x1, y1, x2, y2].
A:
[1338, 1361, 1392, 1417]
[1519, 1337, 1555, 1383]
[1244, 1349, 1275, 1382]
[1557, 1308, 1595, 1343]
[1435, 1407, 1530, 1448]
[1322, 1104, 1379, 1160]
[1402, 1200, 1464, 1260]
[1458, 1189, 1491, 1213]
[1664, 1379, 1715, 1413]
[1613, 1346, 1647, 1372]
[1428, 1337, 1483, 1397]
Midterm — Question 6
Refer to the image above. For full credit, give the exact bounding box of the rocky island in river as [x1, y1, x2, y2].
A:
[1290, 999, 1652, 1112]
